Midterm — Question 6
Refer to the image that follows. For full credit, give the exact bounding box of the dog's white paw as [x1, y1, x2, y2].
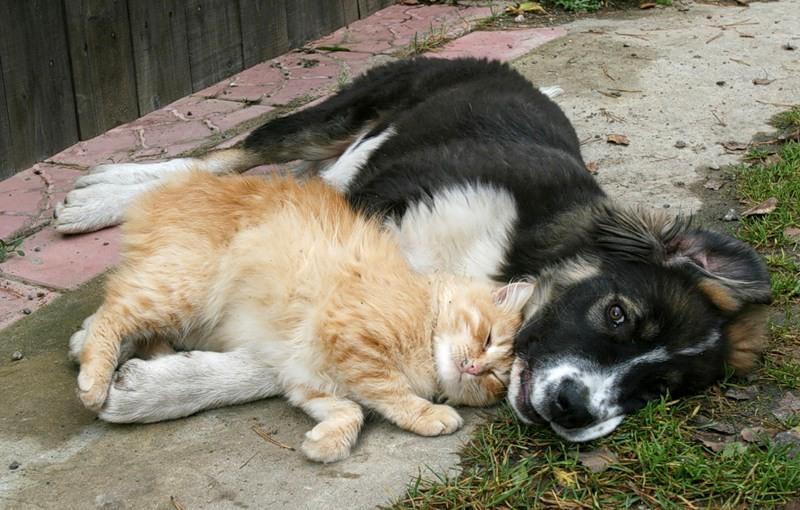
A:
[55, 184, 140, 234]
[98, 359, 154, 423]
[55, 160, 195, 234]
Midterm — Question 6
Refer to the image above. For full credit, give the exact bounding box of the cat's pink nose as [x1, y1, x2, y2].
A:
[463, 363, 483, 375]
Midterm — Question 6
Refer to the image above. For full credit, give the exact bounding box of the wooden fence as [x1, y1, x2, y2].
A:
[0, 0, 394, 179]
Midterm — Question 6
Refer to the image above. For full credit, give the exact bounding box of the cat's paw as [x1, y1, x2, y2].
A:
[301, 424, 354, 463]
[77, 366, 111, 411]
[409, 404, 463, 436]
[68, 314, 95, 364]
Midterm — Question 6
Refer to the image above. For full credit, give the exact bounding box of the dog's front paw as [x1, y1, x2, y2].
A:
[98, 359, 151, 423]
[409, 404, 463, 436]
[301, 423, 353, 463]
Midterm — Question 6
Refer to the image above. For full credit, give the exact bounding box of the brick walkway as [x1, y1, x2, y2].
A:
[0, 3, 565, 330]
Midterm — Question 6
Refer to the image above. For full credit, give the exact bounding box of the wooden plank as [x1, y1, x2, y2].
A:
[238, 0, 289, 68]
[0, 0, 78, 177]
[185, 0, 244, 91]
[0, 55, 11, 178]
[285, 0, 347, 48]
[358, 0, 395, 18]
[342, 0, 360, 24]
[64, 0, 139, 140]
[128, 0, 193, 114]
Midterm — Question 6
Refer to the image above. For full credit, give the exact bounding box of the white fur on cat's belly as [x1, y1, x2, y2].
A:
[386, 184, 518, 280]
[54, 159, 199, 233]
[320, 126, 396, 192]
[100, 350, 281, 423]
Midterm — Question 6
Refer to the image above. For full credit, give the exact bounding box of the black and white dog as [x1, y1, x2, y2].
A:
[56, 58, 771, 442]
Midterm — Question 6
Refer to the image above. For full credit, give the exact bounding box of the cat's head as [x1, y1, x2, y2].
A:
[433, 280, 534, 407]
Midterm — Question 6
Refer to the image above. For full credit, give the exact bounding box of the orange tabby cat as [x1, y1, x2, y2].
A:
[73, 171, 532, 462]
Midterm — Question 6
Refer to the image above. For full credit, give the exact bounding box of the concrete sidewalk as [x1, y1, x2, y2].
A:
[1, 1, 798, 508]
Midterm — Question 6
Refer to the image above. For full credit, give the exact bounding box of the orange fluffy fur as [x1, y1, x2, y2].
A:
[75, 171, 530, 462]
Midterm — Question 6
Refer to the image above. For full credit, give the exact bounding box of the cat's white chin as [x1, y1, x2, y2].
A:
[432, 336, 463, 394]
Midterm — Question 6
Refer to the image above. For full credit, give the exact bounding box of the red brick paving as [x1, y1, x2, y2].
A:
[0, 2, 566, 331]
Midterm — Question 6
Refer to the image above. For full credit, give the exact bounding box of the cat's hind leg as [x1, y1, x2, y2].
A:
[287, 386, 364, 463]
[100, 349, 281, 423]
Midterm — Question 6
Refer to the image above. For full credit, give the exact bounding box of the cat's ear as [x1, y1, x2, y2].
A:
[493, 282, 535, 313]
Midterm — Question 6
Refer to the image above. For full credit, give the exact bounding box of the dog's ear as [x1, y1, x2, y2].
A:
[595, 208, 771, 311]
[665, 228, 772, 311]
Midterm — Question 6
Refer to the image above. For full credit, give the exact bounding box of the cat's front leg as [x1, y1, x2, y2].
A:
[349, 376, 463, 437]
[286, 386, 364, 463]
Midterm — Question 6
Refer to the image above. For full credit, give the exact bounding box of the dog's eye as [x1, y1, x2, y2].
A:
[607, 304, 626, 327]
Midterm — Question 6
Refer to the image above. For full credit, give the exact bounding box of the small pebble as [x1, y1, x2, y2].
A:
[716, 80, 726, 86]
[9, 461, 19, 470]
[709, 163, 721, 171]
[674, 140, 687, 149]
[514, 14, 525, 22]
[36, 291, 45, 298]
[723, 209, 739, 221]
[102, 242, 109, 246]
[663, 204, 671, 209]
[22, 308, 32, 315]
[27, 294, 34, 300]
[33, 169, 41, 175]
[33, 247, 41, 252]
[783, 42, 796, 51]
[11, 351, 23, 361]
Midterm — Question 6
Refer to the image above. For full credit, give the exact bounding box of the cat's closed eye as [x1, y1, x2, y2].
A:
[483, 330, 492, 350]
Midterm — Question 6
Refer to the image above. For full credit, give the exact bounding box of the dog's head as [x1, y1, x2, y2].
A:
[508, 208, 771, 442]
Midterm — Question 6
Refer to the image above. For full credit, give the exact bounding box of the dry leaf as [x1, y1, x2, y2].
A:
[722, 140, 748, 151]
[553, 468, 578, 488]
[585, 161, 599, 174]
[724, 386, 758, 400]
[753, 77, 775, 86]
[607, 134, 630, 146]
[742, 197, 778, 217]
[704, 179, 726, 191]
[784, 227, 800, 244]
[740, 426, 772, 444]
[694, 431, 734, 452]
[639, 2, 656, 8]
[505, 2, 547, 15]
[578, 448, 619, 473]
[772, 392, 800, 421]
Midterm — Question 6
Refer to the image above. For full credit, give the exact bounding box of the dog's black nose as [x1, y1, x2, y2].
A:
[549, 379, 594, 429]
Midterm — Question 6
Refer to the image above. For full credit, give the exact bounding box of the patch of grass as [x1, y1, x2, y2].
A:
[772, 106, 800, 131]
[544, 0, 604, 12]
[0, 236, 25, 263]
[394, 24, 454, 58]
[390, 401, 800, 509]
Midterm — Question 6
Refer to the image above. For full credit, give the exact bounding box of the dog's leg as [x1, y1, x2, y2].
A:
[54, 148, 261, 234]
[100, 349, 281, 423]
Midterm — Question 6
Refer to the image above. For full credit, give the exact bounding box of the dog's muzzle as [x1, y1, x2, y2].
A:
[508, 358, 625, 442]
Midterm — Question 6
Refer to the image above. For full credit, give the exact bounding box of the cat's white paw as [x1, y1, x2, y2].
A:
[68, 314, 95, 364]
[410, 404, 463, 436]
[301, 423, 354, 463]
